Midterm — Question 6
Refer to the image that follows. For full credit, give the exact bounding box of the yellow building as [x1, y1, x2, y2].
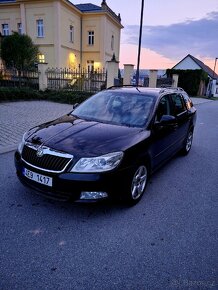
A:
[0, 0, 123, 69]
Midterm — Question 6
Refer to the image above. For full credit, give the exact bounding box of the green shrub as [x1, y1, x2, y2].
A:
[0, 87, 93, 104]
[0, 87, 42, 101]
[166, 69, 208, 96]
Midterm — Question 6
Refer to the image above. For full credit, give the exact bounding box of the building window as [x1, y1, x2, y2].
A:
[111, 35, 114, 50]
[17, 23, 22, 34]
[36, 19, 44, 37]
[38, 54, 45, 63]
[2, 24, 9, 36]
[70, 25, 74, 43]
[87, 60, 94, 72]
[88, 31, 94, 45]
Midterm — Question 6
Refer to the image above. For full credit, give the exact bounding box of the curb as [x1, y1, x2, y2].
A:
[0, 144, 17, 155]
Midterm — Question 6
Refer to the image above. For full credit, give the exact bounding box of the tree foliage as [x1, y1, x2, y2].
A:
[166, 69, 208, 96]
[1, 32, 39, 70]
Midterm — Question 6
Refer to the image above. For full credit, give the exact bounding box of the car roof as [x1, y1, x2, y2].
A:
[107, 86, 161, 97]
[106, 86, 186, 100]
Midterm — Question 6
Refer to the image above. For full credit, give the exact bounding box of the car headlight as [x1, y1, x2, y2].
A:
[17, 132, 27, 154]
[71, 151, 124, 173]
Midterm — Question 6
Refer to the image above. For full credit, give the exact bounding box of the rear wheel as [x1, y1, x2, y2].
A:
[181, 129, 193, 155]
[124, 164, 149, 206]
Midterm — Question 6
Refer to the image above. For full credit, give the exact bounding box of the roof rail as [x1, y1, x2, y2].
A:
[159, 86, 184, 94]
[106, 85, 144, 90]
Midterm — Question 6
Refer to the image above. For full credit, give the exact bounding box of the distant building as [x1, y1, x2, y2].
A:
[172, 54, 218, 97]
[0, 0, 123, 69]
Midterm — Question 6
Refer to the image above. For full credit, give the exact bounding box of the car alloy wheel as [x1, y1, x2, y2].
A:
[131, 165, 148, 201]
[181, 129, 193, 155]
[186, 131, 193, 152]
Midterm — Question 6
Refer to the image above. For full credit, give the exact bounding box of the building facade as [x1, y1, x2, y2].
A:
[0, 0, 123, 69]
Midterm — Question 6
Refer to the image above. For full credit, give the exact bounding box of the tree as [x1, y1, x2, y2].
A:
[1, 32, 39, 70]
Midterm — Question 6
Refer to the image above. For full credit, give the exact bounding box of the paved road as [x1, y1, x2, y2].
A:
[0, 101, 217, 289]
[0, 98, 214, 154]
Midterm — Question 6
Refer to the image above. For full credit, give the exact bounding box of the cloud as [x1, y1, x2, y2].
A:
[123, 11, 218, 60]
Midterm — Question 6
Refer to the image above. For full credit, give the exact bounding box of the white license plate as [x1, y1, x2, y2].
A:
[23, 168, 53, 187]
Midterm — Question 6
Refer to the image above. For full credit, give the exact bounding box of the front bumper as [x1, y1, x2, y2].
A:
[14, 151, 130, 202]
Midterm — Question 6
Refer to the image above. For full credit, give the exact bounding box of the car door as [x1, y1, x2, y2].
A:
[170, 93, 189, 149]
[149, 94, 179, 169]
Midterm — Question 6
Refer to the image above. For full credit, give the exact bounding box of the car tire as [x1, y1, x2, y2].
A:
[181, 129, 193, 155]
[124, 164, 149, 206]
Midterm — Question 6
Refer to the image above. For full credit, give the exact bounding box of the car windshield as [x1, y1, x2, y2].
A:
[71, 91, 155, 127]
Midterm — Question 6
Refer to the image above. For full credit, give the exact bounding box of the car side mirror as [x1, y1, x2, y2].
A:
[155, 115, 176, 127]
[160, 115, 176, 124]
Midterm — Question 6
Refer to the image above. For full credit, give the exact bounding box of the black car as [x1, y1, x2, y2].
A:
[15, 87, 197, 205]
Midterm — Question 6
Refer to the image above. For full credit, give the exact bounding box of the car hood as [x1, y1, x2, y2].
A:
[26, 114, 150, 157]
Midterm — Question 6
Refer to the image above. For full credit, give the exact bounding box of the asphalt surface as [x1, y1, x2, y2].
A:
[0, 100, 217, 289]
[0, 98, 214, 154]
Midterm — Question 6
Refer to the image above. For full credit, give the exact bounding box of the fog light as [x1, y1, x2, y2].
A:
[80, 191, 108, 200]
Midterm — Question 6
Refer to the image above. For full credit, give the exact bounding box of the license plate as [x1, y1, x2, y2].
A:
[23, 168, 53, 187]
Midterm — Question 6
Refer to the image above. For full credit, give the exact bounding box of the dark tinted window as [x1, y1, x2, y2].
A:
[171, 94, 186, 115]
[182, 93, 193, 109]
[156, 95, 171, 121]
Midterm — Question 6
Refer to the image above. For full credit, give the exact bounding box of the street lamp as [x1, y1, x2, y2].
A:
[136, 0, 145, 86]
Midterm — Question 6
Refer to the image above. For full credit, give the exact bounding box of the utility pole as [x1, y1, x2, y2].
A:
[136, 0, 145, 86]
[212, 57, 218, 79]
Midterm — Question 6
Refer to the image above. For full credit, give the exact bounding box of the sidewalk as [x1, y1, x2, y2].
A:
[0, 101, 72, 154]
[0, 98, 214, 154]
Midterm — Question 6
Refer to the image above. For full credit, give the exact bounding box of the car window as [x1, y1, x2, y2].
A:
[171, 94, 186, 116]
[182, 93, 193, 109]
[156, 95, 171, 121]
[72, 91, 155, 127]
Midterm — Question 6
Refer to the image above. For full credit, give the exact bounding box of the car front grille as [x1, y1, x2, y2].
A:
[21, 144, 73, 173]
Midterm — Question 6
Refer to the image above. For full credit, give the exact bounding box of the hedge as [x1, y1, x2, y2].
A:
[166, 69, 208, 96]
[0, 87, 93, 104]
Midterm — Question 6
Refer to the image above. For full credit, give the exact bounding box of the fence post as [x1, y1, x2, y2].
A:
[172, 74, 179, 88]
[123, 64, 134, 85]
[38, 63, 48, 91]
[149, 70, 157, 88]
[106, 55, 119, 88]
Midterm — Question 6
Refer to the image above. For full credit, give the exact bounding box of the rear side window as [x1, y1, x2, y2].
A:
[171, 94, 186, 115]
[182, 93, 193, 109]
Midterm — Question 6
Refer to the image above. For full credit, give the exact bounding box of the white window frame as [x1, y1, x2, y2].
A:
[87, 60, 94, 72]
[36, 19, 44, 38]
[2, 24, 10, 36]
[17, 23, 22, 34]
[88, 31, 94, 46]
[69, 25, 74, 43]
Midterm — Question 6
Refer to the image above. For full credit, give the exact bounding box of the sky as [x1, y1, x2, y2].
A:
[74, 0, 218, 73]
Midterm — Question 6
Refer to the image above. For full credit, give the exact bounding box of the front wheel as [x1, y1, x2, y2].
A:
[181, 129, 193, 155]
[124, 164, 149, 206]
